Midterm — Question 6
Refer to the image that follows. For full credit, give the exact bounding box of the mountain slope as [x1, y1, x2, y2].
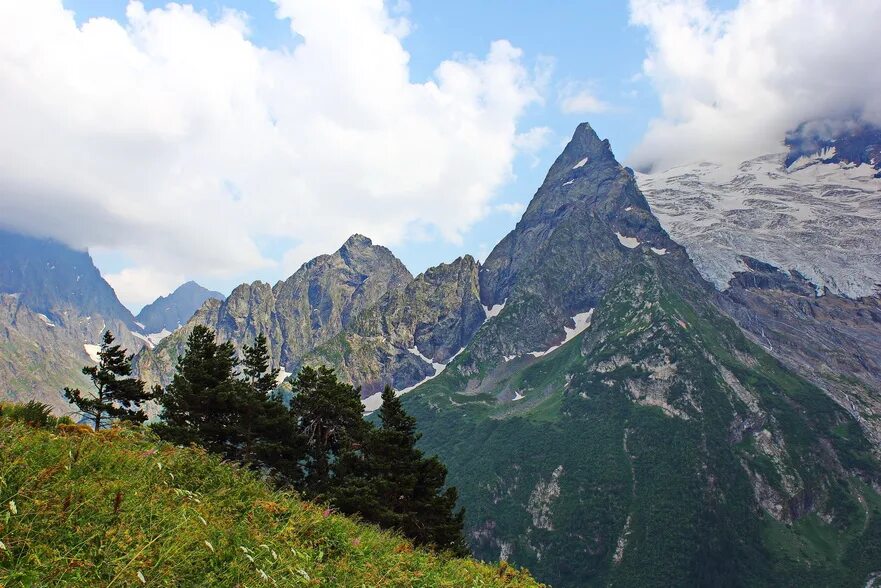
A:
[0, 229, 137, 327]
[392, 124, 881, 587]
[718, 257, 881, 446]
[0, 229, 145, 411]
[635, 125, 881, 456]
[135, 235, 412, 388]
[135, 280, 225, 337]
[0, 416, 542, 587]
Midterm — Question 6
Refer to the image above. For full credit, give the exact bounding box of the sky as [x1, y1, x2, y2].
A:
[0, 0, 879, 312]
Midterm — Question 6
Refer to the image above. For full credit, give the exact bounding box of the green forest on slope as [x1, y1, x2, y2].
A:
[402, 258, 881, 587]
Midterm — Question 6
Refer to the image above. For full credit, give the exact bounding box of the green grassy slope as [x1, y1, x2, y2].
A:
[402, 258, 881, 587]
[0, 418, 542, 587]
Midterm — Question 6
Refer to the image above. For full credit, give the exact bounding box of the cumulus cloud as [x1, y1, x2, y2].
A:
[629, 0, 881, 171]
[0, 0, 545, 307]
[558, 82, 609, 114]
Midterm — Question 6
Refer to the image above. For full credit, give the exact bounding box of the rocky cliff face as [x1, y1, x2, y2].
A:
[135, 235, 412, 388]
[135, 281, 224, 336]
[719, 256, 881, 446]
[305, 255, 485, 398]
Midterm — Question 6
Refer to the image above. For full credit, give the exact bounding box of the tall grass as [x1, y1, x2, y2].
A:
[0, 414, 540, 587]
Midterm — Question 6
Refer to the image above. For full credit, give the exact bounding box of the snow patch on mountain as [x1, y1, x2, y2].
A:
[615, 232, 640, 249]
[408, 346, 445, 375]
[146, 329, 173, 346]
[573, 157, 589, 169]
[638, 152, 881, 298]
[786, 146, 838, 172]
[362, 345, 463, 412]
[529, 309, 594, 358]
[83, 344, 101, 363]
[483, 299, 507, 320]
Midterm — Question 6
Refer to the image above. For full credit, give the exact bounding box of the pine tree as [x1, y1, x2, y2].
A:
[289, 366, 369, 497]
[153, 325, 241, 457]
[238, 334, 302, 481]
[155, 327, 303, 480]
[360, 386, 468, 555]
[63, 330, 157, 431]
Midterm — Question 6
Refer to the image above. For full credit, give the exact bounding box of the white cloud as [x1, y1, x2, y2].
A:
[0, 0, 545, 306]
[559, 82, 609, 114]
[629, 0, 881, 171]
[104, 267, 186, 313]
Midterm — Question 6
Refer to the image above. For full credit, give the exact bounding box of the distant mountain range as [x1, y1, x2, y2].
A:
[1, 121, 880, 586]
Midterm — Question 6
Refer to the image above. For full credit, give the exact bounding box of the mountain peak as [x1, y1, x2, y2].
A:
[135, 280, 225, 334]
[342, 234, 374, 249]
[545, 122, 616, 178]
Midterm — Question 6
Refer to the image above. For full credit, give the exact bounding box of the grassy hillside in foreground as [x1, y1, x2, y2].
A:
[0, 418, 542, 587]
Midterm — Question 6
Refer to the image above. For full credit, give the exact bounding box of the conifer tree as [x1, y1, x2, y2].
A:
[155, 327, 302, 479]
[153, 325, 241, 457]
[289, 366, 369, 496]
[332, 385, 468, 555]
[63, 330, 156, 431]
[238, 334, 302, 480]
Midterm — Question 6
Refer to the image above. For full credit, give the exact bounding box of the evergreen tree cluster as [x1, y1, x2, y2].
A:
[105, 324, 468, 555]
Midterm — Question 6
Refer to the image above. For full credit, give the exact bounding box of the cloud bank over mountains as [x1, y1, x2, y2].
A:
[629, 0, 881, 171]
[1, 0, 879, 307]
[0, 0, 545, 308]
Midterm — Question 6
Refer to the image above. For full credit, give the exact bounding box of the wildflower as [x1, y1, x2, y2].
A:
[0, 540, 6, 550]
[271, 549, 277, 561]
[198, 515, 207, 526]
[297, 568, 310, 581]
[137, 570, 146, 584]
[157, 462, 162, 470]
[352, 537, 361, 547]
[257, 569, 269, 581]
[8, 501, 16, 515]
[204, 540, 215, 552]
[239, 546, 251, 553]
[245, 553, 255, 563]
[322, 508, 331, 518]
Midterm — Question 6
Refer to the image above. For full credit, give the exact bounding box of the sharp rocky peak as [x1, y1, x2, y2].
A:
[546, 122, 617, 177]
[341, 233, 374, 249]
